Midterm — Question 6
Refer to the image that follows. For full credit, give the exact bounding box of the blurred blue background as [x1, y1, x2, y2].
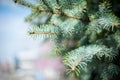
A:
[0, 0, 40, 62]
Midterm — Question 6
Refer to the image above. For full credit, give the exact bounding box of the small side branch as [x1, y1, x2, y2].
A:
[14, 0, 35, 9]
[29, 32, 57, 35]
[38, 9, 83, 20]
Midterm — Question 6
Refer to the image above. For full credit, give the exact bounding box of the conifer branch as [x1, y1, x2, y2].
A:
[29, 31, 57, 35]
[14, 0, 120, 78]
[14, 0, 36, 9]
[14, 0, 83, 21]
[37, 8, 83, 21]
[64, 45, 117, 73]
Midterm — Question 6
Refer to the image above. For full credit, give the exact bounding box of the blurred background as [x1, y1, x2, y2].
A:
[0, 0, 68, 80]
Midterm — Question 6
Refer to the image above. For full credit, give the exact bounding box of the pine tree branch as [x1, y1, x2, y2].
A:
[37, 8, 83, 21]
[29, 31, 57, 35]
[36, 9, 81, 21]
[14, 0, 36, 9]
[64, 45, 117, 73]
[14, 0, 83, 21]
[14, 0, 120, 78]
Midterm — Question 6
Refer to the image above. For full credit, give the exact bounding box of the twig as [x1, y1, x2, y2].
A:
[29, 32, 57, 35]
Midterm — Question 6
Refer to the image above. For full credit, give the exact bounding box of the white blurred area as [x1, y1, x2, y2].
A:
[0, 0, 66, 80]
[0, 39, 66, 80]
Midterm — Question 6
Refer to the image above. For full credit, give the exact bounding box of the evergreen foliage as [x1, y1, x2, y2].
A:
[14, 0, 120, 80]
